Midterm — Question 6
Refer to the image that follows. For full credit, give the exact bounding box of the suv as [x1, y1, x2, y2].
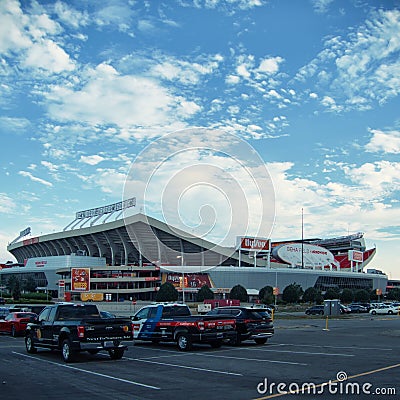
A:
[206, 306, 274, 345]
[305, 305, 324, 315]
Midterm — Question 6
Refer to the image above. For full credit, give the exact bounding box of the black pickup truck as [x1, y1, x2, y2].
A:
[25, 303, 133, 362]
[131, 303, 236, 351]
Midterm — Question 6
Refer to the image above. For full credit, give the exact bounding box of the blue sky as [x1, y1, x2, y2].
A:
[1, 0, 400, 279]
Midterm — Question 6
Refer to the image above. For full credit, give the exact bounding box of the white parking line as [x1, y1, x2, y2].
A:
[124, 356, 243, 376]
[269, 343, 393, 351]
[244, 348, 354, 357]
[12, 352, 160, 390]
[195, 353, 307, 366]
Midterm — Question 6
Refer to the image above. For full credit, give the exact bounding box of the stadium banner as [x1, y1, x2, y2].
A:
[71, 268, 90, 292]
[237, 236, 271, 252]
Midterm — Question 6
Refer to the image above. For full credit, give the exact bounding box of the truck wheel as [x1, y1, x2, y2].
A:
[108, 348, 125, 360]
[254, 338, 268, 345]
[25, 334, 37, 354]
[210, 340, 222, 349]
[62, 339, 77, 363]
[176, 333, 192, 351]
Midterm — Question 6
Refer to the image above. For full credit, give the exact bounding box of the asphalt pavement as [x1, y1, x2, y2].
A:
[0, 314, 399, 400]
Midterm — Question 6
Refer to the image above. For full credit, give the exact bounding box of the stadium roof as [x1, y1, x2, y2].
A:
[7, 213, 253, 268]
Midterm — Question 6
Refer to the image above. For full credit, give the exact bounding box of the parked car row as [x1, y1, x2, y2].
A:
[305, 302, 400, 316]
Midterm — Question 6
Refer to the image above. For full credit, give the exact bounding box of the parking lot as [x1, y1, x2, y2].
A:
[0, 315, 399, 400]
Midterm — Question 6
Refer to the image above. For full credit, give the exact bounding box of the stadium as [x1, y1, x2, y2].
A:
[2, 199, 388, 302]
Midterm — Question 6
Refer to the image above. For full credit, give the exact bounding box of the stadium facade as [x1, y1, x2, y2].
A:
[2, 211, 388, 301]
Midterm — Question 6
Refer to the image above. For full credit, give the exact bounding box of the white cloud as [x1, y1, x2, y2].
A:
[23, 39, 75, 73]
[365, 129, 400, 154]
[18, 171, 53, 187]
[0, 0, 30, 53]
[150, 55, 222, 85]
[80, 155, 105, 166]
[41, 160, 59, 172]
[257, 56, 284, 75]
[54, 1, 89, 29]
[0, 0, 75, 74]
[45, 63, 200, 132]
[226, 74, 240, 84]
[295, 9, 400, 111]
[0, 193, 17, 213]
[312, 0, 333, 14]
[87, 168, 127, 194]
[264, 160, 400, 246]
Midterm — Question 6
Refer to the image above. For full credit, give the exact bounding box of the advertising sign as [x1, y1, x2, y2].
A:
[71, 268, 90, 292]
[163, 273, 212, 290]
[348, 250, 363, 262]
[75, 197, 136, 219]
[237, 237, 271, 252]
[272, 243, 335, 268]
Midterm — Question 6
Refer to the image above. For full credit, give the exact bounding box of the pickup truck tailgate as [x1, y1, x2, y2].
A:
[79, 318, 133, 342]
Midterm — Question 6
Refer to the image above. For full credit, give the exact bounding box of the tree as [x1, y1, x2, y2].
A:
[6, 275, 18, 294]
[282, 283, 303, 304]
[324, 287, 340, 300]
[259, 286, 274, 305]
[155, 282, 179, 302]
[229, 284, 247, 302]
[354, 289, 370, 302]
[302, 287, 318, 303]
[23, 276, 37, 293]
[197, 285, 214, 302]
[12, 279, 21, 301]
[386, 288, 400, 301]
[315, 292, 324, 305]
[340, 288, 354, 304]
[369, 289, 379, 301]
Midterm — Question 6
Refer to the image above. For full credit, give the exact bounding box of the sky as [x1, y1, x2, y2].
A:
[1, 0, 400, 279]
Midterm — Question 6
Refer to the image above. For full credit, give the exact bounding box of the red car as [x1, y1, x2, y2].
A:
[0, 312, 37, 337]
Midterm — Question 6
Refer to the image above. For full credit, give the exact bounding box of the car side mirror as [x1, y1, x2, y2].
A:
[131, 315, 138, 321]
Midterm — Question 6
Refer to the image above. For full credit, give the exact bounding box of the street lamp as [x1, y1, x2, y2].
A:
[177, 255, 185, 304]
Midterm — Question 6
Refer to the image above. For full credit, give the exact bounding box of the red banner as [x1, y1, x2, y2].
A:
[238, 237, 271, 251]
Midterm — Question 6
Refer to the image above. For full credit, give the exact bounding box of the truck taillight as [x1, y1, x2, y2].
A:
[77, 326, 85, 338]
[197, 321, 205, 331]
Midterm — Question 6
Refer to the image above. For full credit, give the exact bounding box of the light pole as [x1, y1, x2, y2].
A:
[177, 255, 185, 304]
[301, 207, 304, 268]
